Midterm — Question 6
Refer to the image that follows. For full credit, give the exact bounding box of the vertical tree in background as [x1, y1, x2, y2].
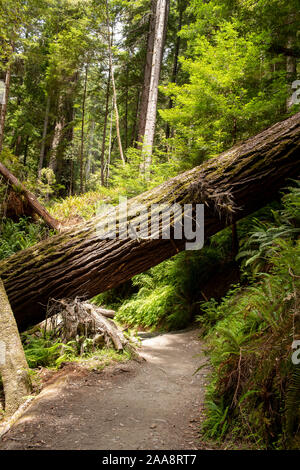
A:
[38, 93, 51, 177]
[137, 0, 157, 147]
[79, 64, 89, 193]
[0, 55, 12, 153]
[139, 0, 169, 174]
[100, 66, 111, 185]
[165, 0, 186, 139]
[105, 0, 125, 166]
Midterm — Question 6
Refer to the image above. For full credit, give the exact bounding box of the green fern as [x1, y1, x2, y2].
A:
[285, 366, 300, 439]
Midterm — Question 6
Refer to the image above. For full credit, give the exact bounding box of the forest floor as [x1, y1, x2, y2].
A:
[0, 329, 215, 450]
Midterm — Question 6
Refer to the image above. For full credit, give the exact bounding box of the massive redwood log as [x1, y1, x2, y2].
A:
[1, 112, 300, 331]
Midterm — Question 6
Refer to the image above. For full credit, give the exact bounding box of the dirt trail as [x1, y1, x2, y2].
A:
[0, 329, 211, 450]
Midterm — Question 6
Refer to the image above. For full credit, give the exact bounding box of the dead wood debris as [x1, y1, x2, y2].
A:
[37, 298, 133, 353]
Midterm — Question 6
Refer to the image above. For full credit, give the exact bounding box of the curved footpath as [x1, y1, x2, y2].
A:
[0, 329, 211, 450]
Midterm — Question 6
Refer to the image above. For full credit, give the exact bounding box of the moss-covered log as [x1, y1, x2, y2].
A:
[1, 112, 300, 331]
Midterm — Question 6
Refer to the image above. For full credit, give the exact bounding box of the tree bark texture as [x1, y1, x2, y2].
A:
[0, 112, 299, 332]
[142, 0, 169, 171]
[0, 279, 31, 415]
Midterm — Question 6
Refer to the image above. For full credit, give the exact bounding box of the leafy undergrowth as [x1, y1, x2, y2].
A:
[22, 330, 135, 370]
[0, 217, 51, 260]
[197, 183, 300, 450]
[47, 189, 115, 222]
[8, 331, 136, 403]
[113, 244, 231, 331]
[0, 325, 137, 417]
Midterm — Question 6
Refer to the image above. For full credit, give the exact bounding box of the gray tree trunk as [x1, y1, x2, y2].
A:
[80, 65, 89, 193]
[0, 63, 12, 153]
[142, 0, 169, 174]
[286, 36, 298, 110]
[137, 0, 157, 146]
[49, 95, 64, 174]
[100, 66, 111, 185]
[38, 94, 51, 177]
[105, 0, 125, 166]
[0, 279, 31, 415]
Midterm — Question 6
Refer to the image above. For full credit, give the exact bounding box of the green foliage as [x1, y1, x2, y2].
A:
[48, 189, 111, 220]
[22, 334, 70, 368]
[21, 330, 133, 370]
[201, 397, 229, 440]
[160, 0, 299, 166]
[236, 183, 300, 276]
[0, 217, 49, 260]
[197, 186, 300, 449]
[111, 227, 233, 330]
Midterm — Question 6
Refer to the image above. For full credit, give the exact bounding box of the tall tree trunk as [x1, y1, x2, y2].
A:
[69, 160, 74, 197]
[166, 0, 184, 139]
[0, 279, 31, 415]
[1, 111, 299, 332]
[0, 62, 12, 153]
[49, 95, 64, 174]
[124, 61, 129, 151]
[38, 94, 51, 177]
[86, 120, 95, 182]
[15, 135, 22, 157]
[23, 135, 29, 166]
[131, 89, 141, 146]
[106, 99, 114, 185]
[100, 66, 111, 186]
[286, 35, 298, 110]
[105, 0, 125, 166]
[137, 0, 157, 146]
[142, 0, 169, 174]
[80, 65, 89, 193]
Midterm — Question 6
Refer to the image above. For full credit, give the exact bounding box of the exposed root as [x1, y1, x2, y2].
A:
[42, 298, 132, 353]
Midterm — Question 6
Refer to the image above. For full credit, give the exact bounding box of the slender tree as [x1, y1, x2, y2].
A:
[141, 0, 169, 174]
[105, 0, 125, 166]
[79, 65, 89, 193]
[166, 0, 185, 139]
[136, 0, 157, 146]
[0, 46, 14, 153]
[100, 66, 111, 185]
[38, 94, 51, 177]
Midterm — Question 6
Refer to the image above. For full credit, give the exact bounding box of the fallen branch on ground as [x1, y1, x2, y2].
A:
[43, 298, 129, 353]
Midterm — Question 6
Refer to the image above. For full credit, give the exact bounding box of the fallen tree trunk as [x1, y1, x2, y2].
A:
[0, 162, 60, 230]
[1, 112, 300, 331]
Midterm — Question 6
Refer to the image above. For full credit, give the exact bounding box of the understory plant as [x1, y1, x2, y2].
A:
[198, 184, 300, 449]
[0, 217, 49, 260]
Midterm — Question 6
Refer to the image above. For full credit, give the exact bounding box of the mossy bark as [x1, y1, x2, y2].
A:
[0, 279, 31, 415]
[0, 112, 300, 332]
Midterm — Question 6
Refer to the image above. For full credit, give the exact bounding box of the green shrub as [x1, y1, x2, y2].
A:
[113, 236, 232, 331]
[199, 239, 300, 449]
[0, 217, 49, 260]
[22, 334, 72, 368]
[198, 184, 300, 449]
